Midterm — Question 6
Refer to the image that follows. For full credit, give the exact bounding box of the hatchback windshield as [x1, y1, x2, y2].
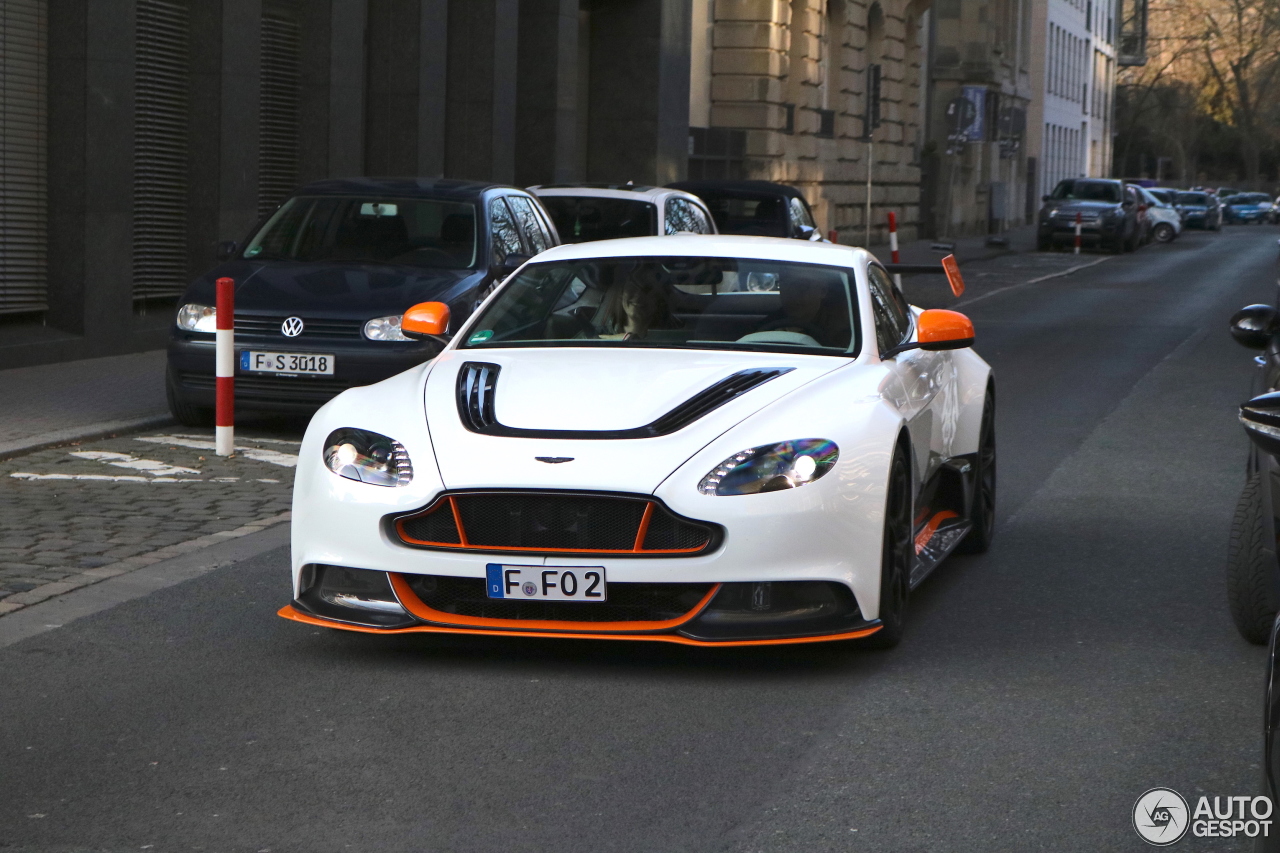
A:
[243, 196, 477, 268]
[1049, 180, 1122, 203]
[461, 256, 860, 356]
[538, 197, 657, 243]
[1177, 193, 1210, 206]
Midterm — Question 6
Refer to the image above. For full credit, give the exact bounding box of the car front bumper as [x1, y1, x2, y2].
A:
[168, 334, 437, 412]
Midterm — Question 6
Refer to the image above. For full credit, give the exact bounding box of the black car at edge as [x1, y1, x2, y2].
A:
[166, 178, 558, 424]
[667, 180, 823, 241]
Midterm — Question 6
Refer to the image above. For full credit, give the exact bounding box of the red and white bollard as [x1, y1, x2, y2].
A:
[1074, 212, 1082, 255]
[887, 211, 902, 288]
[215, 276, 235, 457]
[828, 229, 838, 244]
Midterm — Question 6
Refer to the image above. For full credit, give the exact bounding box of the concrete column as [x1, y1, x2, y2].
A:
[83, 0, 135, 346]
[46, 0, 88, 338]
[365, 0, 447, 177]
[515, 0, 579, 186]
[585, 0, 691, 185]
[444, 0, 519, 183]
[328, 0, 366, 178]
[418, 0, 447, 176]
[219, 0, 262, 239]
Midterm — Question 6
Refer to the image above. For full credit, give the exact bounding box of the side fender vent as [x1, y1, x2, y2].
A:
[455, 362, 794, 440]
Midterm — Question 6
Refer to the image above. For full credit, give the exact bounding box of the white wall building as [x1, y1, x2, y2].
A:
[1028, 0, 1117, 197]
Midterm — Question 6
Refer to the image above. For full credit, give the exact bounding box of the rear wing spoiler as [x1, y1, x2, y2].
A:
[881, 253, 966, 297]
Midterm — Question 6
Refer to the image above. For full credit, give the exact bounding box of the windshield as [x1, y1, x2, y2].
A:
[1148, 189, 1176, 205]
[696, 195, 789, 238]
[538, 196, 657, 243]
[1050, 180, 1122, 203]
[1177, 193, 1210, 205]
[243, 196, 477, 268]
[461, 256, 860, 357]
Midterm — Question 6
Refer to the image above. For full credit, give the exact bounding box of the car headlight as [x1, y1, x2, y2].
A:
[323, 428, 413, 487]
[363, 315, 411, 341]
[1042, 208, 1058, 219]
[698, 439, 838, 496]
[176, 303, 217, 333]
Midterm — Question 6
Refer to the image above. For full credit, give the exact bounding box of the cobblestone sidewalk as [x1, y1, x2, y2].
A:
[0, 427, 299, 615]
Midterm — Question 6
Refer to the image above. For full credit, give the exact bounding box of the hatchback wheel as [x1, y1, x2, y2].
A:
[1153, 222, 1176, 243]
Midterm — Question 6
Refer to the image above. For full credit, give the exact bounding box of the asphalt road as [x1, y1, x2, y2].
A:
[1, 227, 1276, 852]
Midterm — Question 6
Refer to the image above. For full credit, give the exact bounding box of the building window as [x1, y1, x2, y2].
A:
[133, 0, 190, 303]
[0, 0, 47, 316]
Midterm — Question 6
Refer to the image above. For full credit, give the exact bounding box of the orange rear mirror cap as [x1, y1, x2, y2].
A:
[402, 301, 451, 339]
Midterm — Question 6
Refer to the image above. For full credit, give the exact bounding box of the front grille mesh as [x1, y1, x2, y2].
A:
[395, 491, 719, 557]
[403, 574, 714, 623]
[179, 372, 351, 403]
[234, 315, 364, 340]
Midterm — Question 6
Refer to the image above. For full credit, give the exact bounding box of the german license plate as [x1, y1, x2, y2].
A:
[485, 564, 607, 602]
[240, 351, 335, 375]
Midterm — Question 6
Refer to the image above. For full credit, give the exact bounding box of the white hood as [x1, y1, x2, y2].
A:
[422, 347, 847, 494]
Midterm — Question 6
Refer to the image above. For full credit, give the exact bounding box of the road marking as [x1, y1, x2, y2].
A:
[135, 435, 298, 467]
[955, 255, 1113, 308]
[70, 451, 201, 477]
[10, 473, 205, 483]
[172, 432, 300, 447]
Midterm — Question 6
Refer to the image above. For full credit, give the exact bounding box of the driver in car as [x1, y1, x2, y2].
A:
[757, 269, 849, 348]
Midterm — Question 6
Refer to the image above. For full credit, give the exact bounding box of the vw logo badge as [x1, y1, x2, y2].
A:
[281, 317, 304, 337]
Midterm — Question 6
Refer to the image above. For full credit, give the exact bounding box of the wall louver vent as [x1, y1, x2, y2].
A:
[258, 4, 300, 220]
[0, 0, 48, 315]
[132, 0, 189, 303]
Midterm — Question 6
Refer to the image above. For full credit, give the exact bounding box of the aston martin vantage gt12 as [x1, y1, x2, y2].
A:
[281, 236, 995, 647]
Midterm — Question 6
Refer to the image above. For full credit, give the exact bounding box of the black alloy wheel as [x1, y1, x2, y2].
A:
[957, 388, 997, 554]
[1226, 473, 1280, 644]
[863, 445, 913, 649]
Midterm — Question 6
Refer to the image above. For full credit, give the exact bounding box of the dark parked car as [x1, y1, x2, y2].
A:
[1223, 192, 1275, 224]
[666, 180, 823, 241]
[1175, 191, 1223, 230]
[166, 178, 559, 424]
[1036, 178, 1141, 252]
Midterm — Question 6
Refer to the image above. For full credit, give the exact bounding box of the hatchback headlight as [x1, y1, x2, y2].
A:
[323, 428, 413, 487]
[698, 439, 838, 496]
[363, 315, 411, 341]
[176, 303, 217, 333]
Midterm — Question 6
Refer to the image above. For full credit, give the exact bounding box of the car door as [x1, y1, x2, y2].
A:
[489, 196, 525, 267]
[868, 263, 947, 481]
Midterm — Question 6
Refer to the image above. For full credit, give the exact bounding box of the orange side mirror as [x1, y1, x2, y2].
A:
[401, 302, 451, 339]
[916, 309, 974, 351]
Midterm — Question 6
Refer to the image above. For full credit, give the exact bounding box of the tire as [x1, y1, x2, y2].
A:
[863, 444, 913, 649]
[957, 388, 996, 554]
[1227, 474, 1280, 645]
[1036, 236, 1052, 251]
[1153, 222, 1175, 243]
[165, 365, 214, 428]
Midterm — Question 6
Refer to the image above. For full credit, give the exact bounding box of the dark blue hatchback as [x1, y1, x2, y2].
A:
[166, 178, 558, 424]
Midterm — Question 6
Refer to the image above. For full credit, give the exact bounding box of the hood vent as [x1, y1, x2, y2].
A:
[456, 362, 794, 440]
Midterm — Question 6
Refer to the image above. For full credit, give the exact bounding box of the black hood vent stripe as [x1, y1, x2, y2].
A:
[455, 362, 794, 440]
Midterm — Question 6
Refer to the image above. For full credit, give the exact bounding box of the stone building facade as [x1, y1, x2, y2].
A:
[689, 0, 932, 245]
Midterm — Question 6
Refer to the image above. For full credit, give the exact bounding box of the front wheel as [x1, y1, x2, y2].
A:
[1153, 222, 1176, 243]
[957, 388, 996, 554]
[862, 445, 913, 649]
[165, 366, 214, 428]
[1227, 474, 1280, 644]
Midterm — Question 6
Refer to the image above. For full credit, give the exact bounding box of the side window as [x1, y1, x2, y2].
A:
[506, 195, 551, 254]
[867, 265, 911, 356]
[665, 197, 709, 234]
[489, 197, 524, 265]
[789, 197, 816, 234]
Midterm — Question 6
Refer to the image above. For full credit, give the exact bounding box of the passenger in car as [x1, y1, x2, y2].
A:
[598, 274, 683, 340]
[759, 270, 849, 348]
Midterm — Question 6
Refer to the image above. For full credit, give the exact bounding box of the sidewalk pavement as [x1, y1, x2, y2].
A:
[869, 223, 1039, 267]
[0, 349, 171, 458]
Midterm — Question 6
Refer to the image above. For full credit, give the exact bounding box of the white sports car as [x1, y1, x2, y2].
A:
[281, 235, 995, 648]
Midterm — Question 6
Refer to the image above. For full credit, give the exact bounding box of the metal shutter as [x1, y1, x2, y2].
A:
[0, 0, 48, 315]
[133, 0, 190, 302]
[259, 4, 299, 220]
